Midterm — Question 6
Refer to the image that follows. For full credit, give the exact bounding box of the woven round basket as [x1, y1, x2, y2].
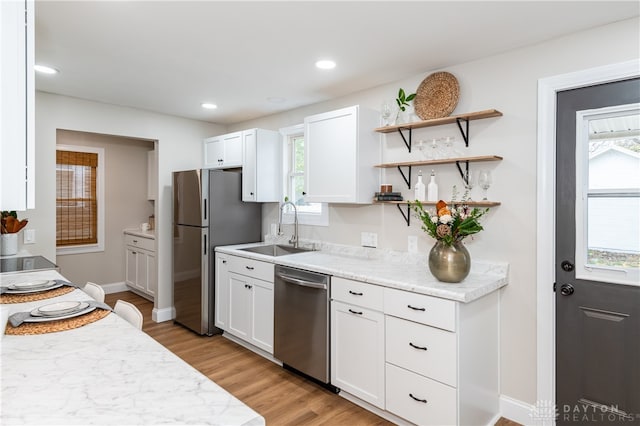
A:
[414, 72, 460, 120]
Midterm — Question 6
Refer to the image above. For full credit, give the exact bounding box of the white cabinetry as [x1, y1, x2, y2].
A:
[203, 131, 243, 169]
[124, 232, 156, 299]
[1, 0, 34, 210]
[331, 277, 385, 408]
[147, 149, 157, 201]
[242, 129, 280, 202]
[330, 277, 500, 425]
[303, 105, 380, 204]
[216, 254, 274, 353]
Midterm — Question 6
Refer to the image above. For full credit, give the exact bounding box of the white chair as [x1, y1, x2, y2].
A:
[83, 281, 105, 303]
[114, 300, 143, 330]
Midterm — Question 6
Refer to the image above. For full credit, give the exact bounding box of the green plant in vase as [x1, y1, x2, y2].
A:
[395, 88, 416, 124]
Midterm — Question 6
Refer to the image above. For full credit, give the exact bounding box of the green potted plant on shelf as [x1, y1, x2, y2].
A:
[395, 88, 416, 124]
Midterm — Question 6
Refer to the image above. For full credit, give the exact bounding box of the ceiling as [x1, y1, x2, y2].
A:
[34, 1, 639, 125]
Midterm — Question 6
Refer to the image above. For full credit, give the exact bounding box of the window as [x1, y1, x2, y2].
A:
[280, 124, 328, 226]
[575, 104, 639, 286]
[56, 145, 105, 254]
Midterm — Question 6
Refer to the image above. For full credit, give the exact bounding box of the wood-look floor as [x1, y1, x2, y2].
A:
[105, 291, 520, 426]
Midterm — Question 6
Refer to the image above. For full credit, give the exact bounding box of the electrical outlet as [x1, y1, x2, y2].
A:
[370, 232, 378, 248]
[408, 235, 418, 253]
[361, 232, 378, 248]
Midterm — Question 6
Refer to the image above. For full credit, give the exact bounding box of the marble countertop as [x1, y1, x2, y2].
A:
[124, 228, 155, 239]
[1, 270, 264, 426]
[216, 241, 508, 303]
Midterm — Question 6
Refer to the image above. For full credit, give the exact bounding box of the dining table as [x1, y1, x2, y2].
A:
[1, 269, 265, 425]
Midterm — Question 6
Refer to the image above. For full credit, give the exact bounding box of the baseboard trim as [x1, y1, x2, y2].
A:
[500, 394, 535, 425]
[153, 306, 174, 323]
[102, 281, 127, 294]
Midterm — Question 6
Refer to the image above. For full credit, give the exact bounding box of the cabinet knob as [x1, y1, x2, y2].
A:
[222, 260, 227, 264]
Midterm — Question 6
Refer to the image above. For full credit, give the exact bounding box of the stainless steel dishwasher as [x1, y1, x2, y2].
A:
[274, 265, 337, 391]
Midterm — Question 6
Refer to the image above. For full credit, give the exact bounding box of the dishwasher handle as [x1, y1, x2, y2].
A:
[276, 273, 327, 290]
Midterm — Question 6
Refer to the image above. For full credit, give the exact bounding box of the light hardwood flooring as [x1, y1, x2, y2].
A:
[105, 291, 520, 426]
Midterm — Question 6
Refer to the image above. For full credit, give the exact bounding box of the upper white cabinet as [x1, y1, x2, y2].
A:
[1, 0, 35, 210]
[242, 128, 280, 202]
[304, 105, 380, 204]
[203, 131, 243, 169]
[147, 149, 157, 201]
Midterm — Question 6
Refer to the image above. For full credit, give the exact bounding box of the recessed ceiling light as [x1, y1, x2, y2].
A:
[34, 64, 58, 74]
[201, 103, 218, 109]
[315, 59, 336, 70]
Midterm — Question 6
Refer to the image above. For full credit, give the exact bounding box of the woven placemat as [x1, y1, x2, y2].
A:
[0, 286, 75, 304]
[5, 309, 111, 335]
[414, 71, 460, 120]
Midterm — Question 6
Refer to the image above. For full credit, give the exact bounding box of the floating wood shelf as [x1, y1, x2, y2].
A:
[374, 109, 503, 134]
[374, 155, 503, 169]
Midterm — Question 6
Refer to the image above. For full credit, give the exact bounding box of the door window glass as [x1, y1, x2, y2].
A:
[575, 104, 640, 285]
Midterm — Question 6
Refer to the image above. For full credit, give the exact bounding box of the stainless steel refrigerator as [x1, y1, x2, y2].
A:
[172, 169, 262, 335]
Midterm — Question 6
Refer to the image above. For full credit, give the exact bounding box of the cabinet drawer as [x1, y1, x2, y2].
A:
[386, 363, 457, 426]
[386, 316, 457, 387]
[332, 277, 383, 311]
[124, 234, 154, 251]
[384, 288, 456, 332]
[227, 255, 274, 282]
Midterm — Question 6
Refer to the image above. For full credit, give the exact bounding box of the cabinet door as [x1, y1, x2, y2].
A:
[304, 106, 358, 203]
[145, 251, 156, 296]
[251, 278, 274, 353]
[203, 136, 224, 168]
[222, 132, 243, 167]
[135, 251, 147, 292]
[228, 272, 252, 340]
[214, 254, 230, 330]
[125, 247, 137, 288]
[1, 0, 34, 210]
[242, 130, 257, 201]
[331, 300, 385, 408]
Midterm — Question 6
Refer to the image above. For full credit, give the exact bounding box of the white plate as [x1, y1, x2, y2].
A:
[9, 280, 55, 290]
[4, 281, 64, 294]
[36, 301, 84, 317]
[25, 304, 97, 323]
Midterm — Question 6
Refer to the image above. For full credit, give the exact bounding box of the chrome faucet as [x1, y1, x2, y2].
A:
[278, 201, 298, 248]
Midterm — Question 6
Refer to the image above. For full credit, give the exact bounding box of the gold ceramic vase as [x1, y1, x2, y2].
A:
[428, 240, 470, 283]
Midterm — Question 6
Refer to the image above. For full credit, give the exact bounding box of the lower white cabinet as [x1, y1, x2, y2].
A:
[215, 253, 274, 354]
[331, 299, 385, 408]
[124, 232, 156, 299]
[331, 278, 500, 426]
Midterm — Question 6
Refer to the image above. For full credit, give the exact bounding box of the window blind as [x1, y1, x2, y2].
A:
[56, 150, 98, 246]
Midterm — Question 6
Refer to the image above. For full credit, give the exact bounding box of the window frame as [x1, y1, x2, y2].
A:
[279, 124, 329, 227]
[575, 103, 640, 286]
[56, 144, 105, 255]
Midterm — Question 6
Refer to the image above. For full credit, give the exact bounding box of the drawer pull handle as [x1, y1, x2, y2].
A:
[409, 342, 428, 351]
[409, 393, 427, 404]
[245, 266, 254, 270]
[348, 309, 363, 315]
[407, 304, 426, 311]
[133, 240, 138, 243]
[348, 290, 363, 296]
[244, 284, 252, 289]
[222, 260, 227, 264]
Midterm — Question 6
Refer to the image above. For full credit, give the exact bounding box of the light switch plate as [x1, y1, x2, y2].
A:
[23, 229, 35, 244]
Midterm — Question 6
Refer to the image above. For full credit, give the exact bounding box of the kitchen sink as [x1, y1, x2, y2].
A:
[238, 244, 313, 257]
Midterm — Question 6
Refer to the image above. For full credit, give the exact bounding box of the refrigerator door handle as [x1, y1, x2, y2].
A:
[204, 233, 207, 255]
[203, 198, 207, 221]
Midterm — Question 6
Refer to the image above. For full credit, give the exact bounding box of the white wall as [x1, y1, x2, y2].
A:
[27, 93, 223, 315]
[229, 18, 640, 405]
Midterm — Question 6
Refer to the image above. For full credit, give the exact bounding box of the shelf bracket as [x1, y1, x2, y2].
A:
[396, 203, 411, 226]
[396, 126, 412, 152]
[396, 165, 412, 189]
[455, 117, 470, 147]
[455, 160, 470, 186]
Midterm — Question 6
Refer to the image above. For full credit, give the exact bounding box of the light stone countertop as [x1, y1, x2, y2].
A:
[124, 228, 156, 239]
[216, 240, 508, 303]
[0, 270, 264, 426]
